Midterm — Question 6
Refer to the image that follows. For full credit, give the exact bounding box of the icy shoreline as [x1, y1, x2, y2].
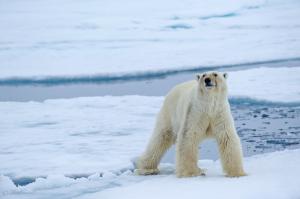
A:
[1, 66, 300, 103]
[0, 58, 299, 85]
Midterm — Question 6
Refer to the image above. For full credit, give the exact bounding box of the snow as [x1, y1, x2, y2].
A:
[0, 96, 161, 178]
[1, 0, 300, 78]
[228, 67, 300, 103]
[78, 150, 300, 199]
[0, 175, 16, 195]
[1, 149, 300, 199]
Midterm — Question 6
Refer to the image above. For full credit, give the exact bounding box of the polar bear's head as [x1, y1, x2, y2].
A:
[196, 71, 228, 94]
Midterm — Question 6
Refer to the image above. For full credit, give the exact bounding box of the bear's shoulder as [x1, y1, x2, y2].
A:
[163, 80, 196, 107]
[165, 80, 196, 99]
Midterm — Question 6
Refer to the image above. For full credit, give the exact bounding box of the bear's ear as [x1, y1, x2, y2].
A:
[223, 73, 228, 79]
[196, 73, 202, 81]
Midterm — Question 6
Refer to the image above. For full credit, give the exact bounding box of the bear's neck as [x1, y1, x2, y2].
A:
[194, 89, 228, 112]
[198, 89, 227, 102]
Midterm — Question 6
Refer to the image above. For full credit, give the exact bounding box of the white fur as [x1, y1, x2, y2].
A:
[136, 71, 246, 178]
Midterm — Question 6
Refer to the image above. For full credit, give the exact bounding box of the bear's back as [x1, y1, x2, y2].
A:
[162, 80, 196, 114]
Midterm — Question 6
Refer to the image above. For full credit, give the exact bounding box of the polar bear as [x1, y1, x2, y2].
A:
[136, 71, 246, 178]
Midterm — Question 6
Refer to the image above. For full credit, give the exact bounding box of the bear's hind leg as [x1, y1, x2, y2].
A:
[136, 122, 173, 175]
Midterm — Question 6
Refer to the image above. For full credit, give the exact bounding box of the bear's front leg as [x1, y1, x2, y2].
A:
[215, 117, 246, 177]
[176, 129, 204, 178]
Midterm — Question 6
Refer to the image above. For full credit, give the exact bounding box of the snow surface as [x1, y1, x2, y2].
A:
[1, 0, 300, 78]
[0, 96, 161, 178]
[78, 150, 300, 199]
[1, 149, 300, 199]
[228, 67, 300, 103]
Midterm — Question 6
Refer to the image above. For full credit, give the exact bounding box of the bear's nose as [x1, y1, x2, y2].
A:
[204, 78, 211, 84]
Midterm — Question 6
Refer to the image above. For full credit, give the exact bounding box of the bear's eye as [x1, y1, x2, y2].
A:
[213, 73, 217, 77]
[203, 74, 206, 78]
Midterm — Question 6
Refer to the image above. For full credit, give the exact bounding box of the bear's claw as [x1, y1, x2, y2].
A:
[135, 168, 159, 175]
[226, 171, 247, 177]
[176, 168, 206, 178]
